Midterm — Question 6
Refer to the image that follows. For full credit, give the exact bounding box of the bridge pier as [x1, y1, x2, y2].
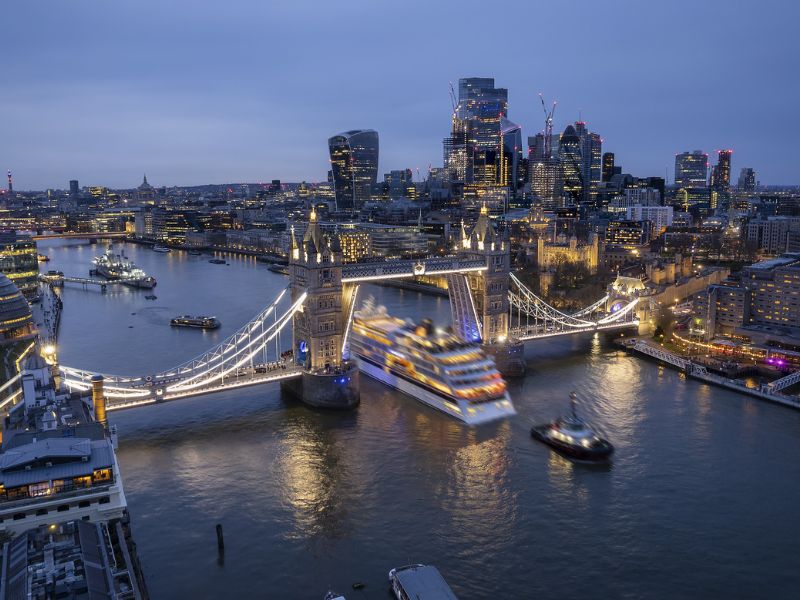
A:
[483, 340, 526, 378]
[285, 210, 360, 409]
[280, 364, 360, 409]
[457, 204, 526, 376]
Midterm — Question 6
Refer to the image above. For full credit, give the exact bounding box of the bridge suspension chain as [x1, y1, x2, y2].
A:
[59, 286, 303, 395]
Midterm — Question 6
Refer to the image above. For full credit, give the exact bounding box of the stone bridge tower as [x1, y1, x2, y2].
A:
[460, 204, 525, 375]
[281, 208, 359, 408]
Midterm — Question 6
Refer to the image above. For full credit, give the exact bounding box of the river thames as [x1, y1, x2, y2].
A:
[38, 239, 800, 599]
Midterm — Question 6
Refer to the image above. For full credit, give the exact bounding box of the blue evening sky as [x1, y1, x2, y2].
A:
[2, 0, 797, 189]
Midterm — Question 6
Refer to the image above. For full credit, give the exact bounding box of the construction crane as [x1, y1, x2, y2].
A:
[538, 93, 557, 160]
[448, 81, 458, 116]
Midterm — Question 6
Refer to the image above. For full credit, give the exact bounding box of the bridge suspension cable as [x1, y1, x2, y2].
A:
[59, 286, 305, 399]
[508, 274, 595, 327]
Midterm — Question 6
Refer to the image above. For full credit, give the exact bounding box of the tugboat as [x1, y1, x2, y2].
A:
[170, 315, 221, 330]
[530, 392, 614, 462]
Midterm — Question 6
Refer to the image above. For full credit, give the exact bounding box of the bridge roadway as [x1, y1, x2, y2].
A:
[103, 363, 303, 411]
[39, 274, 150, 290]
[32, 232, 129, 241]
[341, 256, 486, 283]
[512, 319, 640, 341]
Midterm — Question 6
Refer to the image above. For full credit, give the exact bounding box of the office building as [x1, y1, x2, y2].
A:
[675, 150, 708, 188]
[602, 152, 615, 182]
[69, 179, 79, 195]
[0, 231, 39, 299]
[445, 78, 519, 195]
[606, 220, 652, 247]
[738, 167, 756, 192]
[745, 216, 800, 255]
[501, 118, 523, 193]
[328, 129, 379, 212]
[528, 133, 561, 206]
[705, 255, 800, 341]
[574, 122, 602, 206]
[710, 149, 732, 191]
[0, 273, 34, 346]
[558, 125, 583, 204]
[626, 205, 674, 236]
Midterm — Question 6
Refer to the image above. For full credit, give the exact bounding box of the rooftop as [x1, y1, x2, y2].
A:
[1, 519, 145, 600]
[745, 254, 800, 270]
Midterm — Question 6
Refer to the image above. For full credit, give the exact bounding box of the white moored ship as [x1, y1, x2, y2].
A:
[350, 298, 515, 425]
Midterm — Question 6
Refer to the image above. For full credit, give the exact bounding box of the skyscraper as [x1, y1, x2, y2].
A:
[528, 133, 561, 206]
[6, 171, 12, 195]
[559, 124, 583, 204]
[444, 78, 518, 196]
[602, 152, 615, 182]
[674, 151, 708, 188]
[69, 179, 79, 195]
[574, 121, 602, 205]
[501, 118, 523, 193]
[710, 149, 732, 191]
[738, 167, 756, 192]
[328, 129, 379, 212]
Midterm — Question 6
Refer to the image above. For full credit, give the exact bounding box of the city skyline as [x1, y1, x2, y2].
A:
[3, 0, 798, 189]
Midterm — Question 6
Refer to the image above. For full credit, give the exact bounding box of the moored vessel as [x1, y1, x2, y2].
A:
[350, 298, 515, 425]
[92, 246, 157, 288]
[170, 315, 221, 329]
[152, 245, 171, 253]
[389, 564, 458, 600]
[530, 392, 614, 462]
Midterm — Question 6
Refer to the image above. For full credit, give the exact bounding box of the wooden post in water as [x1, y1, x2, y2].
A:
[216, 524, 224, 553]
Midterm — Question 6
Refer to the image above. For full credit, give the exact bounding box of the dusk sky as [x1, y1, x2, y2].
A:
[3, 0, 798, 190]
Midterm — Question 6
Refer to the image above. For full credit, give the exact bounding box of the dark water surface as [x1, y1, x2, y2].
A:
[40, 240, 800, 599]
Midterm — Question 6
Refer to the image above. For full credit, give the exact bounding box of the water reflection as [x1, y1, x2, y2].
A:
[277, 409, 361, 546]
[39, 239, 800, 600]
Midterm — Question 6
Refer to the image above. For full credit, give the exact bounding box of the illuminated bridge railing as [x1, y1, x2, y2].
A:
[341, 257, 486, 283]
[58, 285, 307, 408]
[508, 273, 639, 341]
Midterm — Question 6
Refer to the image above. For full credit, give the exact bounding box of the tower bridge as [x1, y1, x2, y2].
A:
[21, 206, 639, 413]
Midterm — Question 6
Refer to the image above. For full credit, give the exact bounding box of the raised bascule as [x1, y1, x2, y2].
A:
[9, 207, 639, 414]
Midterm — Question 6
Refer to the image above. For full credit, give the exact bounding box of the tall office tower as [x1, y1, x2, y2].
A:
[444, 118, 469, 182]
[501, 118, 523, 193]
[328, 129, 379, 212]
[6, 171, 12, 194]
[738, 167, 756, 192]
[558, 124, 583, 204]
[710, 149, 732, 191]
[527, 133, 561, 206]
[444, 77, 511, 192]
[602, 152, 615, 182]
[528, 134, 546, 163]
[69, 179, 79, 195]
[674, 151, 708, 188]
[574, 121, 602, 205]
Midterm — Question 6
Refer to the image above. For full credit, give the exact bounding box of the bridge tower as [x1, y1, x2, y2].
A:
[460, 204, 526, 375]
[281, 208, 360, 409]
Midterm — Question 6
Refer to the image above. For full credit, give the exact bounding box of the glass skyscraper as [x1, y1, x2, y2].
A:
[738, 167, 756, 192]
[710, 149, 732, 191]
[444, 78, 512, 193]
[675, 150, 708, 188]
[574, 121, 602, 206]
[328, 130, 379, 212]
[559, 124, 583, 204]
